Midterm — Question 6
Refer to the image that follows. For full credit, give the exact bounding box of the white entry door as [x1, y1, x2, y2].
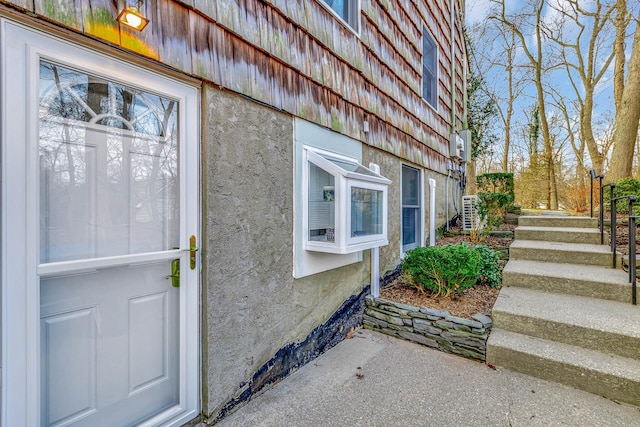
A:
[1, 21, 199, 426]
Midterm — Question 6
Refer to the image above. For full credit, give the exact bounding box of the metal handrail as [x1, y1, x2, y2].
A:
[589, 170, 605, 244]
[590, 169, 596, 218]
[630, 215, 638, 305]
[607, 186, 637, 305]
[608, 188, 635, 268]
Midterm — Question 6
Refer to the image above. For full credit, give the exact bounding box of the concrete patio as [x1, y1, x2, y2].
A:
[198, 329, 640, 426]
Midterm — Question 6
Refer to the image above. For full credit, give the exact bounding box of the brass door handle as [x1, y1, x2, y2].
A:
[189, 235, 198, 270]
[166, 258, 180, 287]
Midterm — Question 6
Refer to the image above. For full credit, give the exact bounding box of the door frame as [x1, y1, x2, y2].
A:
[1, 20, 201, 426]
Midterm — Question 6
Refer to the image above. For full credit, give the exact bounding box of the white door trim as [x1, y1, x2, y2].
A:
[1, 19, 200, 426]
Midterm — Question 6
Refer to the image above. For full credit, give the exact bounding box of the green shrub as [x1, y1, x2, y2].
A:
[402, 244, 481, 296]
[477, 172, 514, 192]
[402, 244, 502, 296]
[477, 172, 515, 212]
[603, 178, 640, 215]
[474, 245, 502, 288]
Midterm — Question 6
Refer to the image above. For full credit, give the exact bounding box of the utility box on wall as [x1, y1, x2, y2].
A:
[458, 130, 471, 162]
[449, 133, 464, 159]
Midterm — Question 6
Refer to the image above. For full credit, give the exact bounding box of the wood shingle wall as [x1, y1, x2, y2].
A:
[2, 0, 467, 174]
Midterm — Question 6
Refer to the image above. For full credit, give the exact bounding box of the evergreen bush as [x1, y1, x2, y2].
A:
[402, 244, 502, 296]
[603, 178, 640, 215]
[474, 245, 502, 288]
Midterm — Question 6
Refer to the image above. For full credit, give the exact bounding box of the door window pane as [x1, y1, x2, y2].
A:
[39, 61, 179, 263]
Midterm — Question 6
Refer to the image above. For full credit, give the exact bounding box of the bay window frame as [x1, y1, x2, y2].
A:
[303, 147, 389, 255]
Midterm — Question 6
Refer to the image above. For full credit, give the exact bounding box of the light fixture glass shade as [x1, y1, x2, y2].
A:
[117, 6, 149, 31]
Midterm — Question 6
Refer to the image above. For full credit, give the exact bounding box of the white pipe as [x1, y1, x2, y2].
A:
[369, 162, 381, 297]
[445, 169, 451, 231]
[429, 179, 437, 246]
[371, 247, 380, 297]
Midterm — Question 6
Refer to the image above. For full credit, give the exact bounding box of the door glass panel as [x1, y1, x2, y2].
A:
[38, 61, 179, 263]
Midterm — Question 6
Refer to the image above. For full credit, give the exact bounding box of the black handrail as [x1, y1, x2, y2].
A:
[610, 192, 636, 268]
[630, 215, 637, 305]
[592, 172, 605, 244]
[590, 169, 596, 218]
[609, 190, 636, 268]
[610, 183, 616, 265]
[608, 189, 638, 305]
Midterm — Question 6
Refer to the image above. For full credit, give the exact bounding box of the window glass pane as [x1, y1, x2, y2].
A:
[308, 162, 336, 242]
[422, 29, 437, 105]
[324, 0, 357, 29]
[351, 187, 383, 237]
[327, 157, 382, 178]
[402, 166, 421, 251]
[402, 166, 420, 206]
[423, 33, 436, 71]
[402, 207, 418, 246]
[39, 60, 179, 263]
[326, 0, 348, 17]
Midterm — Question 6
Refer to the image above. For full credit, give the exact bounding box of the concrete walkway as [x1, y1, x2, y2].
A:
[210, 329, 640, 427]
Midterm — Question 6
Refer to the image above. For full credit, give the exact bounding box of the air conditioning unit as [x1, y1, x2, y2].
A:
[462, 195, 482, 231]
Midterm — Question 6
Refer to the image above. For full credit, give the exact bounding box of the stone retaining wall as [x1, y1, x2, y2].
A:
[363, 296, 492, 361]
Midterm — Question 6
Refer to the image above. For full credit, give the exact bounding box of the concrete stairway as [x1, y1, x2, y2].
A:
[487, 215, 640, 406]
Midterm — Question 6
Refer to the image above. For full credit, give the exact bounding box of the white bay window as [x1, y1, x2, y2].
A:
[304, 148, 390, 254]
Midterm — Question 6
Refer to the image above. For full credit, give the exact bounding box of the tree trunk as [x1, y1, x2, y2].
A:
[608, 20, 640, 182]
[501, 62, 514, 172]
[613, 0, 627, 113]
[581, 98, 604, 175]
[533, 4, 558, 210]
[466, 160, 477, 195]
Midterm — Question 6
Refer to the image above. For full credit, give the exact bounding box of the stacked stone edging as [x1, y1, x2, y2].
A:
[363, 295, 492, 361]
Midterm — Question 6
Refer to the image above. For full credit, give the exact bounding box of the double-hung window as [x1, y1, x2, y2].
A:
[321, 0, 360, 33]
[402, 165, 422, 254]
[304, 147, 390, 254]
[422, 27, 437, 107]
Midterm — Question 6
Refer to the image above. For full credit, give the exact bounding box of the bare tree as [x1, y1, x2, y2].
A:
[608, 15, 640, 181]
[613, 0, 628, 113]
[469, 18, 529, 173]
[545, 0, 616, 175]
[492, 0, 559, 209]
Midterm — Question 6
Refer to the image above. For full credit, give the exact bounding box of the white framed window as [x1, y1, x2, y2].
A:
[422, 26, 438, 107]
[402, 165, 423, 254]
[320, 0, 360, 33]
[304, 147, 390, 254]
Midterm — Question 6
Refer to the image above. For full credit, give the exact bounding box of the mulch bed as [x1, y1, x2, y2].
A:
[380, 277, 499, 319]
[380, 222, 513, 320]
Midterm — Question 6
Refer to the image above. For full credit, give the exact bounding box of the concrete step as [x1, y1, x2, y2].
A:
[515, 226, 601, 244]
[509, 240, 615, 267]
[491, 287, 640, 360]
[487, 329, 640, 406]
[502, 260, 632, 303]
[518, 215, 599, 228]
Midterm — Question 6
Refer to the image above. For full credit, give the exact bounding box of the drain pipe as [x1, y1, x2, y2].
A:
[429, 178, 437, 246]
[371, 245, 380, 297]
[370, 162, 381, 297]
[445, 160, 452, 231]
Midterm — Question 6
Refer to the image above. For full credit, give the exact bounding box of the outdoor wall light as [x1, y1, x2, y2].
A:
[117, 1, 149, 31]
